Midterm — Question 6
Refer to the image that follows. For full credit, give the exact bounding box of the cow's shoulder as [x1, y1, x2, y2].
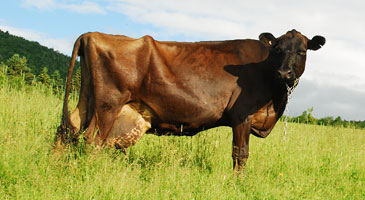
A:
[195, 39, 269, 62]
[198, 39, 269, 58]
[235, 39, 270, 62]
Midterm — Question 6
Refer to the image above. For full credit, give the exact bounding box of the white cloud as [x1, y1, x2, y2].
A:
[22, 0, 106, 14]
[107, 0, 258, 39]
[0, 25, 74, 55]
[304, 39, 365, 93]
[105, 0, 333, 39]
[22, 0, 56, 9]
[59, 1, 106, 14]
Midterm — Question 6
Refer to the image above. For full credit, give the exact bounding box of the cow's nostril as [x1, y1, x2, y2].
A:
[286, 70, 295, 80]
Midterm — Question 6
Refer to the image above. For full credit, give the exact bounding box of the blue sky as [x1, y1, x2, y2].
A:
[1, 0, 365, 120]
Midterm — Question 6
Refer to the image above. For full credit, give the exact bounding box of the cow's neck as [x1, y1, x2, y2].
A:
[249, 67, 289, 138]
[264, 54, 291, 120]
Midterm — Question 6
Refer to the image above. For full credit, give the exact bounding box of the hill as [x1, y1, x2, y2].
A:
[0, 29, 78, 79]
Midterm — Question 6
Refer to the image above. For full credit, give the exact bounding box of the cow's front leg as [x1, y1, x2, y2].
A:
[232, 116, 251, 173]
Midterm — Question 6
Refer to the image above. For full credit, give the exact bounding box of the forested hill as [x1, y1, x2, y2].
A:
[0, 29, 77, 79]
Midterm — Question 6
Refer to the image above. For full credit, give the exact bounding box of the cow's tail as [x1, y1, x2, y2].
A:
[56, 36, 82, 146]
[63, 37, 81, 124]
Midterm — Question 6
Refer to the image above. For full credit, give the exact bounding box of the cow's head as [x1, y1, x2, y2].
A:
[259, 30, 325, 83]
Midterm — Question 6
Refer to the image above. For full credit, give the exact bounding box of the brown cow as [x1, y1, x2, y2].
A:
[56, 29, 325, 172]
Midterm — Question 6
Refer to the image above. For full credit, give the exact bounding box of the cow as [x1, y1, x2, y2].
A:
[56, 29, 325, 172]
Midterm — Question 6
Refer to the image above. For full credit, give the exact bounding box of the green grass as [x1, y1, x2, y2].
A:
[0, 85, 364, 199]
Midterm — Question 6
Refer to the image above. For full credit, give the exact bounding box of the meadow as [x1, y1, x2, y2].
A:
[0, 84, 364, 199]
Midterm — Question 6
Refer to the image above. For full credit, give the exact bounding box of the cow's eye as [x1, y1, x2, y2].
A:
[298, 51, 306, 56]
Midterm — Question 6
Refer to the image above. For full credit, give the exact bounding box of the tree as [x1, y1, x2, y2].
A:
[6, 54, 34, 84]
[306, 107, 317, 124]
[38, 67, 51, 86]
[318, 116, 334, 126]
[333, 116, 342, 127]
[298, 110, 308, 123]
[0, 62, 8, 85]
[51, 70, 63, 86]
[51, 70, 63, 92]
[294, 107, 317, 124]
[6, 54, 28, 76]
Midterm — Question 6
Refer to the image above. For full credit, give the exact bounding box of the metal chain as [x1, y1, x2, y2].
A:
[283, 78, 299, 141]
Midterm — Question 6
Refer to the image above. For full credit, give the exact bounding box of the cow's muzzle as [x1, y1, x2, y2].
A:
[277, 69, 295, 81]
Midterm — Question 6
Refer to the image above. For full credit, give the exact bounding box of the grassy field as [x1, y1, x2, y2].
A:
[0, 85, 364, 199]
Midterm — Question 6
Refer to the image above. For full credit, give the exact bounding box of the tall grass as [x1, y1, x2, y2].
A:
[0, 85, 364, 199]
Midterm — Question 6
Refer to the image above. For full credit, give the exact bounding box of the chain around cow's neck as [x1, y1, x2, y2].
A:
[283, 78, 299, 141]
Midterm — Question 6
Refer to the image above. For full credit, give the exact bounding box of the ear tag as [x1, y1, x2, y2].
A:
[269, 41, 272, 46]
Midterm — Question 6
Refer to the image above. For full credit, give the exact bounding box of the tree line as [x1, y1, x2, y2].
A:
[0, 29, 79, 79]
[0, 53, 81, 94]
[284, 107, 365, 129]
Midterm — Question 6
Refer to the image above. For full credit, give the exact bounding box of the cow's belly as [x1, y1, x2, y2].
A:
[150, 109, 223, 135]
[118, 99, 224, 136]
[137, 90, 228, 134]
[151, 100, 226, 134]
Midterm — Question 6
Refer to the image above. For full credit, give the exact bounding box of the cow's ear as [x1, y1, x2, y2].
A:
[259, 32, 277, 47]
[308, 35, 326, 50]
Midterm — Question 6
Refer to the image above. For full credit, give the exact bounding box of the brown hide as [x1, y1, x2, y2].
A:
[66, 33, 272, 138]
[57, 30, 325, 172]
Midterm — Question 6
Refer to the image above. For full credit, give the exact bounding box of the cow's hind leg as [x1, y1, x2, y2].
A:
[105, 103, 152, 151]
